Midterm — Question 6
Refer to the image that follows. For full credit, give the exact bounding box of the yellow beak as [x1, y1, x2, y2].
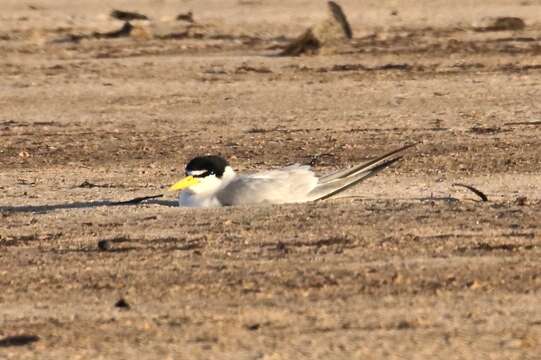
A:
[168, 176, 200, 192]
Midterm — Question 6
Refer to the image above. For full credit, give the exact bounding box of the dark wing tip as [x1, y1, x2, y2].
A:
[315, 156, 403, 201]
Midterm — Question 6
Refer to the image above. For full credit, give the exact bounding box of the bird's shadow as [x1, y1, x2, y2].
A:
[0, 199, 178, 214]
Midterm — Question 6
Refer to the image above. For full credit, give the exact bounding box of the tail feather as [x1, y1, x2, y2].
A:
[309, 156, 402, 201]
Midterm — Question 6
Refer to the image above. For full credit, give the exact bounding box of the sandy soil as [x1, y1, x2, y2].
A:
[1, 1, 541, 359]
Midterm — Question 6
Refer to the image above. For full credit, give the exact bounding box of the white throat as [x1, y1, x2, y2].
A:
[178, 166, 236, 207]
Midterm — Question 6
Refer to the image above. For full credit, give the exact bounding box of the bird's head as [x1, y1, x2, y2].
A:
[169, 155, 234, 195]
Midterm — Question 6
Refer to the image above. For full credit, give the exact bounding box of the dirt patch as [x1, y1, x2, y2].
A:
[1, 0, 541, 359]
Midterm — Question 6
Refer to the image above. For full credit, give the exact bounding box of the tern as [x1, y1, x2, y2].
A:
[168, 144, 415, 207]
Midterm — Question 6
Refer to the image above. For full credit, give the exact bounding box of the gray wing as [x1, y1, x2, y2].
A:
[217, 144, 415, 205]
[217, 165, 319, 206]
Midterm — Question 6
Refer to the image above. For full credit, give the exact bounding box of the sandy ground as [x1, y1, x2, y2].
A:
[1, 0, 541, 359]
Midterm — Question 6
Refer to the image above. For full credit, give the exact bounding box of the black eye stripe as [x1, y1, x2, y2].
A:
[192, 171, 211, 178]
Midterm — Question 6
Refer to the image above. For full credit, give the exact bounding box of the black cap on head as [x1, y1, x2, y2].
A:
[186, 155, 229, 178]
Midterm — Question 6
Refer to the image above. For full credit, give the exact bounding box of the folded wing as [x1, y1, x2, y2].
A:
[307, 157, 402, 201]
[217, 165, 319, 206]
[217, 144, 415, 205]
[307, 143, 416, 201]
[318, 143, 416, 183]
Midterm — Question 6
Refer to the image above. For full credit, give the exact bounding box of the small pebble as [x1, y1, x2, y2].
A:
[245, 323, 260, 331]
[0, 334, 40, 347]
[473, 16, 525, 32]
[98, 240, 112, 251]
[115, 298, 130, 309]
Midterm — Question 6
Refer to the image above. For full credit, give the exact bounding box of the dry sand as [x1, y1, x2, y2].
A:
[1, 1, 541, 359]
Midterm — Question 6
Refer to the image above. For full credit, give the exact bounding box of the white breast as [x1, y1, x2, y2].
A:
[178, 191, 223, 207]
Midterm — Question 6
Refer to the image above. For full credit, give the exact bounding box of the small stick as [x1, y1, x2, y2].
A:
[452, 183, 488, 202]
[503, 121, 541, 126]
[328, 1, 353, 39]
[110, 194, 164, 206]
[110, 9, 149, 21]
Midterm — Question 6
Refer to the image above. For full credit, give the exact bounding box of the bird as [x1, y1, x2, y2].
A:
[168, 143, 415, 208]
